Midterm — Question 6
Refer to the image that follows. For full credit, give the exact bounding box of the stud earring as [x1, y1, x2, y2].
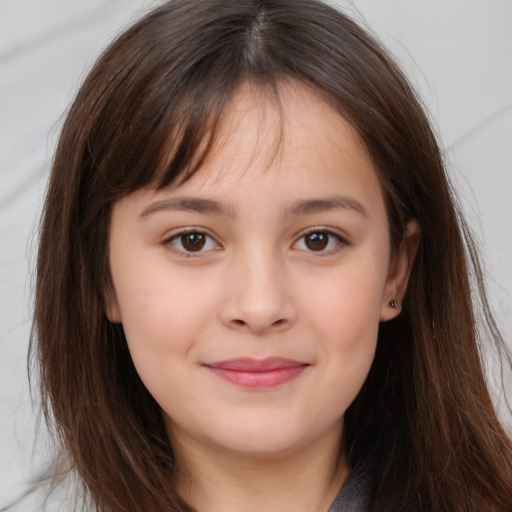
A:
[389, 299, 399, 308]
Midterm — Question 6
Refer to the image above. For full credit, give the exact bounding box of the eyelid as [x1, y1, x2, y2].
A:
[300, 226, 348, 240]
[162, 227, 222, 256]
[292, 226, 349, 254]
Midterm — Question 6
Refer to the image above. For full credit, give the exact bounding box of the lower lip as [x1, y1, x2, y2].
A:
[206, 366, 307, 389]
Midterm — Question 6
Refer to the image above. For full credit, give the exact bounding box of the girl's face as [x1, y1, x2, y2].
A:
[107, 83, 415, 461]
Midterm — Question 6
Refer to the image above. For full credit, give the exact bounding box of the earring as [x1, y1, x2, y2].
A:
[389, 299, 399, 308]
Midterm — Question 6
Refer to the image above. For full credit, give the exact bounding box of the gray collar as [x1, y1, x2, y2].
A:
[328, 463, 374, 512]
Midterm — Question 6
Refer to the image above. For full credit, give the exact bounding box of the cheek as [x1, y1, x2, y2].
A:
[298, 260, 385, 395]
[116, 271, 219, 412]
[302, 261, 385, 342]
[113, 264, 219, 361]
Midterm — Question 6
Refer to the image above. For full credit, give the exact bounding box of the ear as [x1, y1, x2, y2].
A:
[380, 220, 420, 322]
[104, 287, 122, 324]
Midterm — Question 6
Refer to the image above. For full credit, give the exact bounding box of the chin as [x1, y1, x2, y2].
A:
[202, 418, 342, 460]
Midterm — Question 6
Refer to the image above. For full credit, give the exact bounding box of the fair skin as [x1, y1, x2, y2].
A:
[107, 82, 419, 512]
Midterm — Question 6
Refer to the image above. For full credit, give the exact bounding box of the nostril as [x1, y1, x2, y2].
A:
[234, 319, 245, 326]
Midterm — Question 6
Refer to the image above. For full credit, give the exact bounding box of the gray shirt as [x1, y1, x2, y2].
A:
[328, 463, 373, 512]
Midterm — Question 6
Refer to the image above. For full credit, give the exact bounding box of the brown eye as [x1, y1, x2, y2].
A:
[294, 229, 346, 254]
[304, 232, 329, 251]
[180, 232, 206, 252]
[167, 230, 220, 255]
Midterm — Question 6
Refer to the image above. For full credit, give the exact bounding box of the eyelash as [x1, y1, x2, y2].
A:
[293, 227, 348, 255]
[163, 229, 221, 257]
[162, 227, 348, 256]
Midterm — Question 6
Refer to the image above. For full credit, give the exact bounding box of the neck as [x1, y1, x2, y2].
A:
[171, 424, 348, 512]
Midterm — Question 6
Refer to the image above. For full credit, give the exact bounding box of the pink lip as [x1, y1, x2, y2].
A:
[203, 357, 309, 389]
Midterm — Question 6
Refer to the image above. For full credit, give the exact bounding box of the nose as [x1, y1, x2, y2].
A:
[218, 252, 297, 335]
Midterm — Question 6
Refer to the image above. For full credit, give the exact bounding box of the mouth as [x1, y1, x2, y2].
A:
[203, 357, 309, 389]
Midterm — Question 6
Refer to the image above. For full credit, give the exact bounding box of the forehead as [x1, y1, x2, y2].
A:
[177, 81, 376, 189]
[118, 81, 387, 227]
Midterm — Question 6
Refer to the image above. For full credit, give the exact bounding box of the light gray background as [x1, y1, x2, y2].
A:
[1, 1, 511, 509]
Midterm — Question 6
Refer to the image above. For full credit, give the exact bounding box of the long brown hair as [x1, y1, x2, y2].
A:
[32, 0, 512, 510]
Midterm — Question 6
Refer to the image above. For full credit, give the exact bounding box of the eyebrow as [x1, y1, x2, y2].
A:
[285, 195, 369, 219]
[139, 194, 369, 220]
[139, 197, 236, 219]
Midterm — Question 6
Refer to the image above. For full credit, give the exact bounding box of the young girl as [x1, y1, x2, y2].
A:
[31, 0, 512, 510]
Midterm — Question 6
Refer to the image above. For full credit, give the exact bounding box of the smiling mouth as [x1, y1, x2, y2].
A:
[203, 357, 309, 389]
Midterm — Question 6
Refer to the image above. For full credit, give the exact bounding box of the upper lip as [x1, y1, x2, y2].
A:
[204, 357, 308, 372]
